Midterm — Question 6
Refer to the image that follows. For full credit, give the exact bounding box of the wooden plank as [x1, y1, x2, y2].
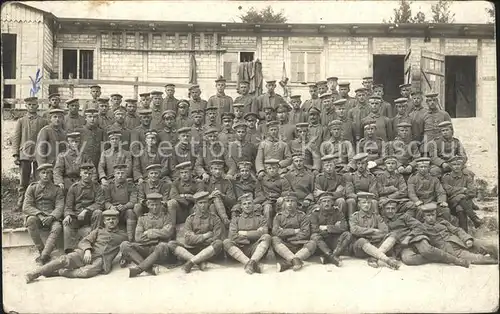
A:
[421, 50, 445, 62]
[422, 69, 445, 77]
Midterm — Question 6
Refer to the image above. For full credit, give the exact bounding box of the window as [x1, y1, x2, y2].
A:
[62, 49, 94, 79]
[223, 51, 255, 81]
[291, 51, 321, 83]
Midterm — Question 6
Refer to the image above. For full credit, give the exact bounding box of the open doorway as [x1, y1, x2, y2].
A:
[445, 56, 476, 118]
[2, 33, 17, 101]
[373, 54, 405, 104]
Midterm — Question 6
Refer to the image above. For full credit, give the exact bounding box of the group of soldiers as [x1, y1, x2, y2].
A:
[13, 75, 498, 284]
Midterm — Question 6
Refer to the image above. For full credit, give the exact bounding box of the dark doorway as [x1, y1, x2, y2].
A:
[2, 33, 17, 100]
[445, 56, 476, 118]
[373, 55, 405, 104]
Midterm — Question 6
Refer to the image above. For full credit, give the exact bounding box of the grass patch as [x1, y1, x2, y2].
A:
[1, 174, 24, 229]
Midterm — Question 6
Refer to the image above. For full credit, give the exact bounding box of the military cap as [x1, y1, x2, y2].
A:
[150, 91, 163, 96]
[308, 83, 318, 88]
[291, 152, 305, 159]
[357, 191, 375, 199]
[327, 76, 338, 81]
[190, 109, 203, 116]
[448, 156, 466, 164]
[372, 84, 384, 89]
[65, 98, 79, 105]
[113, 163, 128, 170]
[137, 108, 153, 115]
[209, 159, 225, 167]
[410, 90, 423, 96]
[282, 191, 298, 200]
[438, 121, 453, 128]
[67, 132, 81, 139]
[37, 163, 54, 171]
[295, 122, 309, 128]
[338, 82, 350, 87]
[316, 80, 327, 85]
[414, 157, 431, 163]
[239, 80, 249, 85]
[232, 102, 245, 108]
[84, 108, 98, 114]
[420, 203, 438, 212]
[276, 104, 290, 112]
[266, 80, 277, 84]
[318, 191, 335, 200]
[177, 100, 190, 108]
[368, 95, 383, 100]
[175, 161, 192, 170]
[394, 97, 408, 104]
[333, 99, 347, 106]
[164, 83, 176, 88]
[244, 112, 258, 120]
[266, 120, 280, 128]
[215, 76, 226, 83]
[238, 193, 254, 202]
[125, 99, 137, 104]
[177, 127, 191, 134]
[48, 108, 65, 115]
[144, 130, 158, 137]
[264, 159, 280, 165]
[48, 93, 60, 99]
[80, 163, 94, 170]
[97, 97, 110, 103]
[205, 105, 218, 111]
[204, 127, 219, 135]
[308, 106, 321, 115]
[290, 95, 302, 99]
[188, 84, 200, 91]
[352, 153, 369, 161]
[363, 120, 377, 128]
[102, 209, 120, 216]
[139, 92, 150, 97]
[193, 191, 210, 201]
[113, 107, 126, 114]
[399, 83, 412, 88]
[161, 110, 176, 119]
[221, 112, 236, 120]
[362, 76, 373, 80]
[397, 122, 412, 128]
[321, 154, 337, 162]
[146, 192, 163, 200]
[355, 87, 367, 93]
[262, 104, 276, 111]
[233, 122, 248, 130]
[110, 93, 123, 98]
[238, 161, 252, 169]
[383, 156, 398, 163]
[379, 197, 399, 208]
[89, 85, 101, 89]
[328, 120, 342, 127]
[319, 92, 332, 99]
[425, 92, 439, 98]
[107, 129, 122, 137]
[146, 164, 162, 172]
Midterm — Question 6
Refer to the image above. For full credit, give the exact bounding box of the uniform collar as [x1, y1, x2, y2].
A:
[195, 209, 209, 218]
[216, 92, 226, 97]
[180, 180, 192, 187]
[284, 210, 297, 218]
[356, 170, 369, 177]
[147, 212, 162, 219]
[80, 180, 93, 188]
[114, 179, 126, 188]
[450, 171, 463, 178]
[360, 210, 373, 218]
[148, 180, 160, 188]
[241, 211, 254, 218]
[27, 113, 38, 119]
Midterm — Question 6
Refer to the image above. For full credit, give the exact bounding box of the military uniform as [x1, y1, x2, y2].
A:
[255, 132, 292, 175]
[348, 102, 371, 141]
[344, 157, 379, 216]
[134, 176, 171, 217]
[124, 99, 141, 130]
[202, 174, 236, 224]
[207, 88, 233, 125]
[176, 113, 194, 129]
[163, 96, 179, 112]
[106, 121, 131, 151]
[361, 113, 392, 141]
[132, 147, 170, 182]
[233, 175, 258, 201]
[226, 139, 258, 177]
[36, 121, 67, 166]
[167, 162, 203, 224]
[307, 117, 327, 151]
[384, 136, 420, 173]
[284, 167, 315, 211]
[357, 135, 385, 167]
[189, 98, 208, 113]
[409, 105, 426, 142]
[349, 208, 388, 256]
[129, 111, 152, 155]
[302, 96, 321, 114]
[422, 108, 452, 143]
[391, 113, 413, 141]
[289, 139, 321, 172]
[289, 107, 308, 125]
[64, 112, 86, 132]
[54, 148, 96, 190]
[425, 135, 468, 177]
[77, 124, 106, 168]
[319, 137, 355, 170]
[151, 104, 164, 130]
[234, 92, 257, 115]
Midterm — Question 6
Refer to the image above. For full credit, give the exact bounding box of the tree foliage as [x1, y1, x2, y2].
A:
[239, 6, 287, 23]
[430, 0, 455, 23]
[384, 0, 427, 24]
[486, 4, 495, 24]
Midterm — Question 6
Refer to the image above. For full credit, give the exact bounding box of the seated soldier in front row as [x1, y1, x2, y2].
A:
[310, 192, 353, 266]
[120, 193, 175, 278]
[223, 193, 271, 275]
[23, 164, 64, 265]
[26, 209, 127, 283]
[272, 192, 317, 272]
[167, 191, 223, 273]
[349, 192, 400, 270]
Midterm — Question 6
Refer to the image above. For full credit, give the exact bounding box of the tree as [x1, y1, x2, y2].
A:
[384, 0, 428, 24]
[431, 0, 455, 23]
[239, 5, 287, 23]
[486, 4, 495, 24]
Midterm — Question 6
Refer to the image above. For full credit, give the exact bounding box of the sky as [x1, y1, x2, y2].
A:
[21, 0, 493, 24]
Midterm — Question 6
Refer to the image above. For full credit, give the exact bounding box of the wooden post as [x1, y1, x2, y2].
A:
[133, 76, 139, 99]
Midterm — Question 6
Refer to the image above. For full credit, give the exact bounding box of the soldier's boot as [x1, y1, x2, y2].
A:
[361, 242, 400, 270]
[26, 217, 45, 263]
[291, 258, 303, 271]
[39, 224, 62, 264]
[276, 260, 292, 272]
[293, 244, 314, 271]
[459, 199, 483, 228]
[136, 244, 168, 276]
[166, 200, 178, 225]
[315, 239, 334, 265]
[263, 204, 273, 231]
[249, 235, 271, 263]
[244, 260, 255, 275]
[173, 246, 196, 262]
[331, 232, 353, 267]
[225, 243, 250, 265]
[126, 219, 137, 242]
[414, 241, 469, 268]
[374, 236, 397, 267]
[26, 257, 67, 283]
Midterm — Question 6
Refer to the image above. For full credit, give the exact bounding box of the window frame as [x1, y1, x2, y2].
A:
[60, 48, 96, 80]
[289, 50, 323, 84]
[221, 50, 256, 82]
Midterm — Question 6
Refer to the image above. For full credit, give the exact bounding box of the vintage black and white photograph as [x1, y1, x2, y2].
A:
[1, 0, 498, 313]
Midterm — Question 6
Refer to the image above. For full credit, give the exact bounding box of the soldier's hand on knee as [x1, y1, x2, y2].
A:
[41, 215, 54, 226]
[465, 239, 473, 248]
[83, 250, 92, 264]
[63, 215, 72, 226]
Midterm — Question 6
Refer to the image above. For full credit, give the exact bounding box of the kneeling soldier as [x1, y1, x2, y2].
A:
[310, 192, 352, 266]
[23, 164, 64, 265]
[121, 193, 175, 277]
[26, 209, 127, 283]
[349, 192, 400, 270]
[223, 193, 271, 274]
[168, 191, 223, 273]
[272, 192, 317, 272]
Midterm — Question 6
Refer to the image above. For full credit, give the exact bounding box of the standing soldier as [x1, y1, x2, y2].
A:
[98, 130, 133, 184]
[189, 84, 207, 112]
[35, 108, 66, 166]
[232, 102, 246, 125]
[306, 107, 327, 152]
[130, 109, 153, 155]
[422, 93, 452, 143]
[333, 99, 356, 145]
[288, 95, 307, 124]
[176, 100, 193, 128]
[78, 108, 106, 169]
[42, 93, 62, 120]
[372, 84, 394, 118]
[83, 85, 101, 111]
[107, 107, 131, 151]
[168, 191, 223, 273]
[284, 153, 315, 213]
[26, 208, 127, 283]
[190, 109, 205, 148]
[103, 164, 138, 242]
[316, 80, 328, 96]
[345, 153, 379, 217]
[361, 77, 374, 95]
[320, 120, 355, 171]
[276, 104, 295, 143]
[313, 155, 348, 216]
[226, 122, 257, 178]
[63, 98, 85, 132]
[158, 109, 178, 151]
[256, 104, 276, 136]
[223, 193, 271, 274]
[218, 112, 237, 145]
[391, 98, 412, 140]
[204, 105, 220, 130]
[361, 95, 392, 141]
[288, 123, 321, 173]
[23, 163, 64, 265]
[348, 88, 371, 142]
[310, 191, 352, 266]
[170, 127, 197, 172]
[349, 192, 400, 269]
[63, 163, 105, 253]
[319, 92, 337, 125]
[54, 132, 96, 191]
[163, 83, 178, 112]
[167, 162, 202, 225]
[234, 80, 256, 114]
[132, 130, 170, 183]
[207, 76, 233, 125]
[255, 121, 292, 177]
[272, 192, 317, 272]
[13, 97, 48, 211]
[120, 192, 174, 277]
[124, 99, 141, 129]
[150, 91, 165, 130]
[399, 83, 414, 113]
[409, 90, 426, 142]
[338, 82, 357, 113]
[256, 80, 286, 119]
[244, 112, 260, 145]
[96, 98, 113, 129]
[302, 83, 321, 113]
[109, 94, 123, 114]
[194, 127, 227, 182]
[138, 92, 151, 109]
